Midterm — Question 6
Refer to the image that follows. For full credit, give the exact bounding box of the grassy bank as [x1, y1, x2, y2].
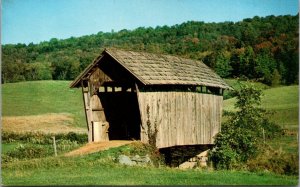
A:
[2, 149, 298, 186]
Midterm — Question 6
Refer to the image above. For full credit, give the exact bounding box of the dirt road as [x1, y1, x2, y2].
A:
[64, 140, 133, 156]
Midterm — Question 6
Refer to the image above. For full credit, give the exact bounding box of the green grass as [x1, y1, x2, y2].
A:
[2, 80, 85, 127]
[2, 152, 298, 185]
[268, 135, 299, 154]
[1, 80, 299, 185]
[223, 85, 299, 129]
[224, 79, 270, 90]
[2, 143, 19, 154]
[223, 79, 269, 99]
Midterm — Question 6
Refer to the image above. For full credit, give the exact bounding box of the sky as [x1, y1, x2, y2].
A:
[2, 0, 299, 45]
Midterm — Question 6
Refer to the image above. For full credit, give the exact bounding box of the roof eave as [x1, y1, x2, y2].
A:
[69, 54, 104, 88]
[103, 48, 148, 86]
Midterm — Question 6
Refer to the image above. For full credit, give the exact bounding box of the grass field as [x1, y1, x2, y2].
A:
[223, 85, 299, 130]
[2, 146, 298, 186]
[1, 80, 299, 185]
[2, 80, 86, 129]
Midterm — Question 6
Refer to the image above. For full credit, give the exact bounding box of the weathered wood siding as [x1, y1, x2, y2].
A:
[82, 67, 111, 143]
[137, 91, 223, 148]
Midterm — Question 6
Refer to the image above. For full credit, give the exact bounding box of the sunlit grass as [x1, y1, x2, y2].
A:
[2, 80, 85, 128]
[2, 151, 298, 186]
[223, 85, 299, 130]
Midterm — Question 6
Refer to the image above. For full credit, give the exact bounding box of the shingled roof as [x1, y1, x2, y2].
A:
[70, 48, 231, 89]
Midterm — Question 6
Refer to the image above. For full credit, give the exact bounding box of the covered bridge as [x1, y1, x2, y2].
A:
[70, 48, 231, 149]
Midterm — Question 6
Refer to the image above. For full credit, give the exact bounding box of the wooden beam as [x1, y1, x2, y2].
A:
[135, 83, 145, 131]
[81, 80, 89, 131]
[92, 108, 104, 111]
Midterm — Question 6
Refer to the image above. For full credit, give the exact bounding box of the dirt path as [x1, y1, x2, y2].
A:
[64, 140, 133, 157]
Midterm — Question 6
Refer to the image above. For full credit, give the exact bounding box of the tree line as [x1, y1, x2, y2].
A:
[2, 14, 298, 85]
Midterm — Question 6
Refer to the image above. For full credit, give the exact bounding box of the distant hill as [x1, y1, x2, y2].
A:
[2, 14, 298, 86]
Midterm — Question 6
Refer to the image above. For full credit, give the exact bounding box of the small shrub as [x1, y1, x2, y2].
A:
[6, 144, 51, 159]
[247, 147, 299, 175]
[2, 131, 87, 144]
[1, 154, 18, 163]
[65, 132, 87, 143]
[57, 139, 79, 152]
[209, 144, 238, 170]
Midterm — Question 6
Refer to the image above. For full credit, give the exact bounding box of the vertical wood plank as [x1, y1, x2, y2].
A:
[138, 91, 223, 149]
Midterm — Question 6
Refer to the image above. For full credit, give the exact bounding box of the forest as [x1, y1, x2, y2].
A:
[2, 14, 299, 86]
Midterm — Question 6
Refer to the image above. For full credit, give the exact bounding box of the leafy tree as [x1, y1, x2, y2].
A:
[209, 84, 282, 169]
[1, 14, 298, 84]
[239, 46, 256, 78]
[215, 51, 233, 78]
[271, 69, 281, 86]
[254, 52, 276, 85]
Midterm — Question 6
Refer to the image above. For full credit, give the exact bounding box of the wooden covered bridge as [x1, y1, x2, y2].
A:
[70, 48, 231, 149]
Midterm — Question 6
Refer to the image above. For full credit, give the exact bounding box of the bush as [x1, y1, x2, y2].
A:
[6, 144, 51, 160]
[64, 132, 87, 143]
[57, 139, 79, 152]
[209, 144, 238, 169]
[247, 146, 299, 175]
[4, 140, 80, 161]
[2, 131, 87, 144]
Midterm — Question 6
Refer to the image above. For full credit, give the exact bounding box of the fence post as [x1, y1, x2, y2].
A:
[262, 128, 265, 144]
[52, 136, 57, 156]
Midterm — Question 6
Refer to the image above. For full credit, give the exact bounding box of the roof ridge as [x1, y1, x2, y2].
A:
[105, 47, 197, 62]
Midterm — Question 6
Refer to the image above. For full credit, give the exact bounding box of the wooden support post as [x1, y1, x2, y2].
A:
[52, 136, 57, 157]
[135, 83, 145, 133]
[81, 81, 89, 131]
[112, 86, 115, 92]
[87, 81, 94, 143]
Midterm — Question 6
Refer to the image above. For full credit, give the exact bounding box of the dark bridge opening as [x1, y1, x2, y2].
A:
[159, 144, 213, 167]
[99, 91, 141, 140]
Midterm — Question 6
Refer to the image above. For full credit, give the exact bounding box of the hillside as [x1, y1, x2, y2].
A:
[2, 81, 86, 133]
[3, 80, 298, 134]
[2, 81, 298, 185]
[2, 14, 299, 86]
[223, 85, 299, 130]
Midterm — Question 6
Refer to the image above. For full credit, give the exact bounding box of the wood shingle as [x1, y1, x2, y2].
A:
[70, 48, 231, 89]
